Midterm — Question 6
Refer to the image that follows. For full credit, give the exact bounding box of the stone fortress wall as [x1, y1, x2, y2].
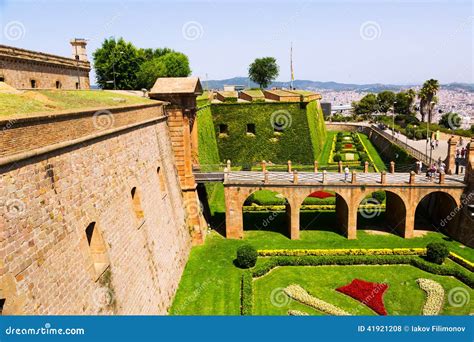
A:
[0, 103, 192, 314]
[0, 39, 90, 90]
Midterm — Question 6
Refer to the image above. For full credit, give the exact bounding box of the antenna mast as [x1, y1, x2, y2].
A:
[290, 42, 294, 90]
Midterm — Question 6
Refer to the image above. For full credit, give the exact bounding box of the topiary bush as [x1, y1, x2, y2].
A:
[372, 190, 386, 203]
[333, 153, 342, 162]
[426, 242, 449, 265]
[236, 244, 258, 268]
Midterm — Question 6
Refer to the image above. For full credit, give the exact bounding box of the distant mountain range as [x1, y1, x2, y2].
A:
[202, 77, 474, 93]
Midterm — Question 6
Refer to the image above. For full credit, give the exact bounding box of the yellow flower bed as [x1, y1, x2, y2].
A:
[449, 252, 474, 271]
[258, 248, 426, 257]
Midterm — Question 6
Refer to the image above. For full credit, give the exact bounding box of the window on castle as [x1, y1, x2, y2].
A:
[30, 80, 37, 89]
[55, 81, 62, 89]
[85, 222, 109, 278]
[219, 124, 228, 135]
[131, 187, 144, 220]
[0, 76, 4, 83]
[75, 82, 80, 90]
[246, 123, 256, 135]
[157, 167, 166, 193]
[0, 298, 5, 315]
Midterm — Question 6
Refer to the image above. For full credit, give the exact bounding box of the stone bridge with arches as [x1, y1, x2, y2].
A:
[224, 170, 467, 240]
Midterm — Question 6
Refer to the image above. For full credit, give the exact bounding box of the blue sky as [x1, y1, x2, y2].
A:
[0, 0, 472, 85]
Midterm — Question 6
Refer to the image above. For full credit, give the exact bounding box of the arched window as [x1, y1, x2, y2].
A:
[131, 187, 144, 220]
[0, 298, 5, 315]
[84, 222, 109, 277]
[55, 81, 62, 89]
[30, 80, 37, 89]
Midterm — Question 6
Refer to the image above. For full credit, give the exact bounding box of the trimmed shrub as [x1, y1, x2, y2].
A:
[241, 271, 253, 315]
[426, 243, 449, 265]
[333, 153, 342, 162]
[372, 190, 386, 203]
[236, 244, 258, 268]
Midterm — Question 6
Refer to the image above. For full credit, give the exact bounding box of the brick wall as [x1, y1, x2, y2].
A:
[0, 104, 192, 314]
[0, 45, 90, 90]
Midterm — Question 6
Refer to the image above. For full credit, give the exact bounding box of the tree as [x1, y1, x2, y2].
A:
[248, 57, 279, 88]
[136, 52, 191, 90]
[136, 58, 167, 90]
[394, 91, 415, 115]
[353, 93, 377, 116]
[418, 79, 439, 123]
[93, 37, 144, 90]
[159, 52, 191, 77]
[376, 91, 396, 113]
[439, 112, 462, 129]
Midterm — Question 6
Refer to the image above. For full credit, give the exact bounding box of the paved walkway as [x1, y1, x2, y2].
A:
[383, 128, 468, 163]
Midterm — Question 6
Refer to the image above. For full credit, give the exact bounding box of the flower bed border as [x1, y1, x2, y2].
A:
[240, 254, 474, 315]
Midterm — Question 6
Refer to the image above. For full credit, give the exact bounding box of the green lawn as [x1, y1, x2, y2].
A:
[170, 229, 474, 315]
[0, 90, 153, 117]
[253, 265, 473, 315]
[359, 132, 387, 171]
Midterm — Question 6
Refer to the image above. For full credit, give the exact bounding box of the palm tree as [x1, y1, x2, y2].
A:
[406, 88, 416, 113]
[418, 79, 439, 123]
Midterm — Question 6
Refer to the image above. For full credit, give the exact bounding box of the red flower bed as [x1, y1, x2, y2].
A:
[308, 191, 334, 199]
[336, 279, 389, 315]
[344, 144, 353, 148]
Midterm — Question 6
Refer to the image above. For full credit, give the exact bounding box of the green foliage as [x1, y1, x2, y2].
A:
[376, 91, 396, 113]
[93, 37, 145, 89]
[372, 190, 386, 203]
[241, 271, 253, 315]
[353, 93, 377, 116]
[93, 37, 191, 90]
[439, 112, 462, 129]
[248, 57, 279, 88]
[236, 244, 258, 268]
[418, 79, 440, 123]
[211, 102, 324, 165]
[244, 190, 287, 206]
[333, 153, 342, 162]
[395, 91, 415, 115]
[426, 242, 450, 265]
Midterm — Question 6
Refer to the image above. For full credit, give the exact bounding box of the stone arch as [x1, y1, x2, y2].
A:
[298, 189, 350, 238]
[241, 189, 291, 238]
[356, 190, 407, 237]
[415, 190, 459, 235]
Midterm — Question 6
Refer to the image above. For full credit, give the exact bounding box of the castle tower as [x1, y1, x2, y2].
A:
[70, 38, 88, 62]
[149, 77, 207, 245]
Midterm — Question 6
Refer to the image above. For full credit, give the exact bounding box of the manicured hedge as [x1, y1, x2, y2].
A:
[250, 255, 474, 288]
[241, 271, 253, 315]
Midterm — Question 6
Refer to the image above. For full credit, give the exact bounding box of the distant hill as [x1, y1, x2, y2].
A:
[202, 77, 474, 93]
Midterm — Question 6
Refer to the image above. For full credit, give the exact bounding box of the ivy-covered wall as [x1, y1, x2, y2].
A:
[207, 102, 326, 166]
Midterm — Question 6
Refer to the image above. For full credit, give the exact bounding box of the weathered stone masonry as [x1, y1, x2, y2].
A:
[0, 103, 191, 314]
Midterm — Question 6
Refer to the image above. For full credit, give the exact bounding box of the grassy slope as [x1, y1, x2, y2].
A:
[196, 106, 225, 215]
[0, 90, 153, 117]
[253, 265, 473, 315]
[358, 133, 387, 171]
[171, 231, 474, 315]
[306, 100, 327, 160]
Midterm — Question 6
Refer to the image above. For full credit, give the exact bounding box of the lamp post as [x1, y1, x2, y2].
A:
[112, 50, 124, 90]
[428, 101, 435, 165]
[391, 102, 397, 140]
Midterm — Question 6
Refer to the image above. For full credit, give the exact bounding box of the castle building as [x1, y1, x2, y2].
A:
[0, 39, 90, 90]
